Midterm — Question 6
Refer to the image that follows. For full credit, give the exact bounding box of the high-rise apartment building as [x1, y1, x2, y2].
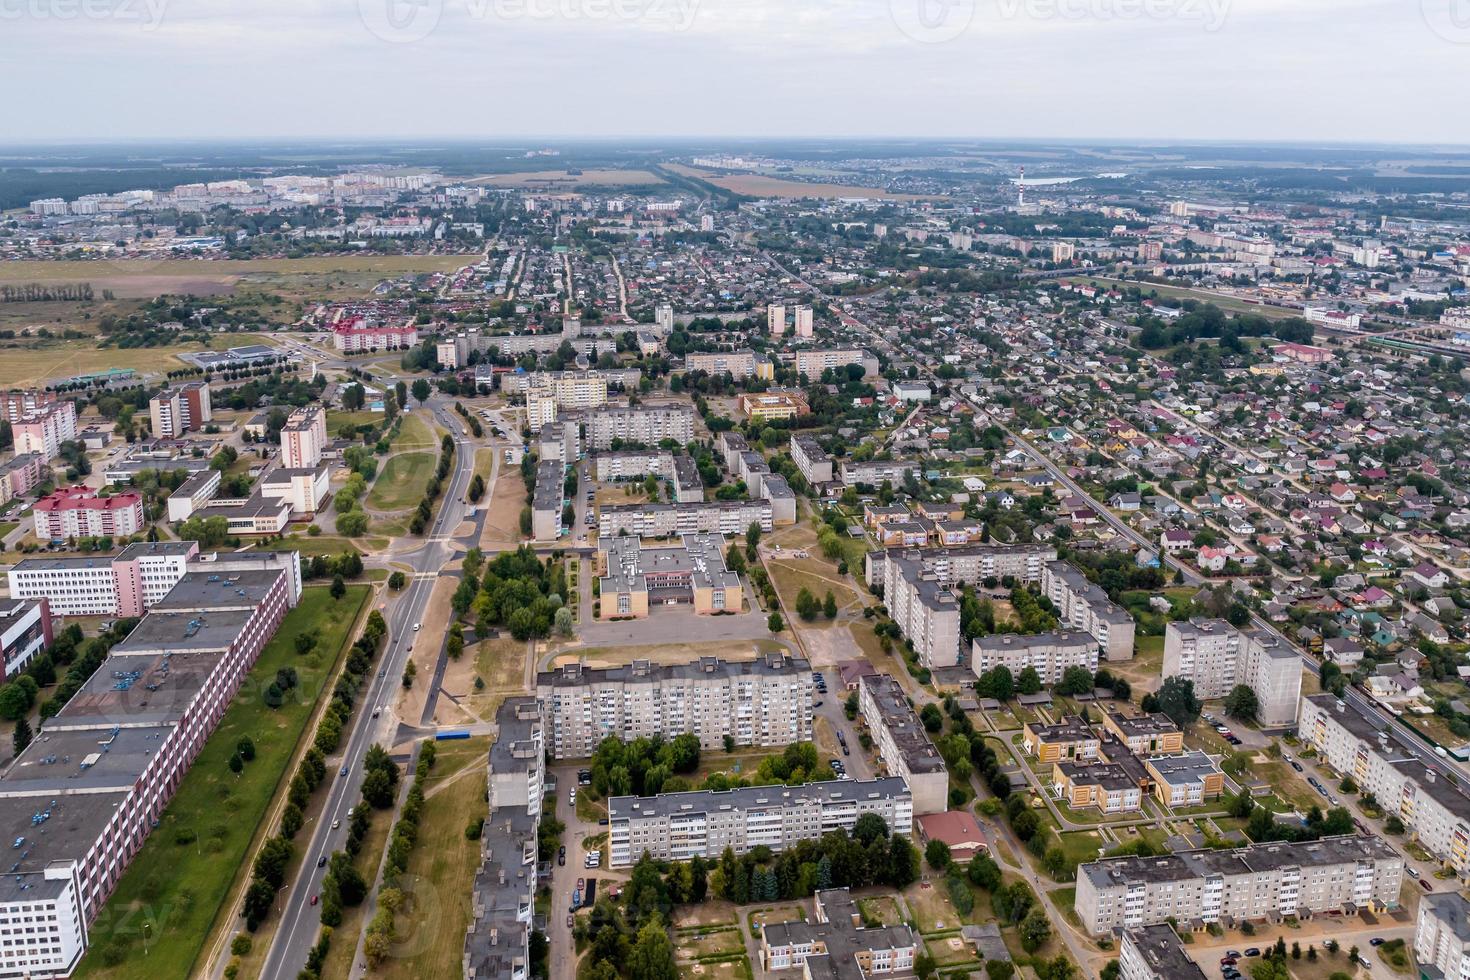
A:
[767, 304, 787, 336]
[858, 674, 948, 814]
[1163, 620, 1301, 726]
[1042, 561, 1136, 661]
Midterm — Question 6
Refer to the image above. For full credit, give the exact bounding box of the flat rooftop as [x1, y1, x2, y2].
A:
[150, 569, 281, 611]
[1081, 834, 1400, 891]
[609, 777, 910, 822]
[540, 651, 809, 689]
[110, 606, 255, 655]
[1124, 925, 1206, 980]
[859, 674, 947, 775]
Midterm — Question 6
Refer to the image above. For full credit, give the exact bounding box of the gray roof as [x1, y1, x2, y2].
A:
[609, 777, 910, 822]
[539, 651, 808, 689]
[1123, 925, 1206, 980]
[859, 674, 947, 775]
[1081, 834, 1400, 892]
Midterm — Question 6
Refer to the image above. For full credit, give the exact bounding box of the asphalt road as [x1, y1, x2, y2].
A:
[254, 399, 480, 979]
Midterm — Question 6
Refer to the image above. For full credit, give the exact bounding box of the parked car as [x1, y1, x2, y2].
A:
[568, 913, 575, 928]
[311, 894, 319, 906]
[1407, 867, 1421, 878]
[1244, 949, 1260, 958]
[577, 877, 585, 892]
[1226, 951, 1241, 959]
[1421, 878, 1434, 891]
[1369, 938, 1385, 947]
[558, 846, 566, 866]
[1290, 761, 1303, 772]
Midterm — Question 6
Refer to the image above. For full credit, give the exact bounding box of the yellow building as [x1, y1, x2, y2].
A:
[596, 533, 744, 619]
[1102, 711, 1184, 756]
[1023, 717, 1100, 765]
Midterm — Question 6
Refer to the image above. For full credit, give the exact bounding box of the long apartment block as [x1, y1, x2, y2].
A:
[464, 698, 545, 980]
[1414, 892, 1470, 980]
[9, 543, 302, 618]
[1300, 693, 1470, 877]
[535, 653, 812, 760]
[598, 498, 771, 538]
[1164, 619, 1302, 726]
[583, 405, 695, 451]
[1075, 834, 1403, 935]
[1041, 561, 1136, 661]
[857, 674, 949, 815]
[971, 630, 1097, 685]
[0, 560, 299, 977]
[607, 777, 912, 867]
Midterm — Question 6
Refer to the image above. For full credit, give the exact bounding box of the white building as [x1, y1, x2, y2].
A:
[280, 406, 327, 470]
[1163, 620, 1301, 726]
[1414, 892, 1470, 980]
[768, 303, 787, 336]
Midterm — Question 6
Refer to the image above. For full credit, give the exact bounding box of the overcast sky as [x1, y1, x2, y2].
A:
[8, 0, 1466, 144]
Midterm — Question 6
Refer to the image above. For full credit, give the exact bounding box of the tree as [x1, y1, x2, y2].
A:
[767, 611, 784, 633]
[12, 717, 31, 755]
[977, 665, 1015, 701]
[554, 607, 574, 637]
[336, 511, 369, 537]
[1056, 666, 1094, 696]
[914, 952, 937, 980]
[925, 838, 951, 870]
[823, 591, 838, 619]
[341, 383, 365, 411]
[1019, 909, 1052, 952]
[229, 753, 244, 774]
[1224, 684, 1259, 722]
[1155, 676, 1202, 728]
[411, 378, 431, 405]
[627, 917, 677, 980]
[1016, 665, 1042, 695]
[795, 587, 821, 621]
[330, 575, 347, 600]
[920, 703, 944, 732]
[388, 571, 407, 590]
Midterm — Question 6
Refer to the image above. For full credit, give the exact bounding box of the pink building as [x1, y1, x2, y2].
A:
[0, 388, 56, 423]
[13, 399, 78, 459]
[33, 485, 145, 540]
[0, 452, 45, 504]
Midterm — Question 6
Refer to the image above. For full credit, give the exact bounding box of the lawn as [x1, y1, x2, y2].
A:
[0, 337, 262, 387]
[366, 451, 435, 511]
[74, 584, 371, 979]
[327, 409, 384, 436]
[394, 413, 436, 449]
[375, 738, 490, 980]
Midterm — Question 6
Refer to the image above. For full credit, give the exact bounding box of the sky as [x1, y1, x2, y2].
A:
[7, 0, 1467, 144]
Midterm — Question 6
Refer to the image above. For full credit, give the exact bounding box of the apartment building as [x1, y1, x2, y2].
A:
[865, 543, 1057, 592]
[794, 305, 814, 338]
[464, 698, 544, 980]
[971, 630, 1098, 685]
[761, 473, 797, 526]
[1102, 712, 1183, 756]
[0, 452, 45, 506]
[1075, 835, 1403, 936]
[858, 673, 949, 815]
[593, 450, 674, 482]
[791, 435, 834, 484]
[1023, 716, 1100, 764]
[0, 598, 52, 683]
[532, 459, 565, 541]
[526, 393, 558, 431]
[1300, 693, 1470, 878]
[607, 777, 912, 867]
[0, 389, 55, 423]
[794, 348, 877, 380]
[594, 534, 744, 619]
[761, 888, 915, 977]
[685, 349, 759, 379]
[280, 405, 328, 469]
[14, 400, 78, 459]
[1041, 561, 1136, 661]
[1414, 892, 1470, 980]
[584, 405, 695, 451]
[598, 499, 772, 538]
[32, 486, 144, 540]
[839, 459, 914, 488]
[1120, 925, 1206, 980]
[507, 370, 619, 410]
[1164, 620, 1302, 726]
[0, 560, 297, 978]
[148, 381, 212, 438]
[331, 317, 418, 352]
[672, 455, 704, 503]
[767, 304, 787, 336]
[536, 652, 811, 759]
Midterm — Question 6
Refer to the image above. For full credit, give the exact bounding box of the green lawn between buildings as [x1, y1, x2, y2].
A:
[74, 583, 371, 979]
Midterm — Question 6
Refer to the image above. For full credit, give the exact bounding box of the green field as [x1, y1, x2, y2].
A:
[367, 451, 435, 511]
[74, 584, 371, 979]
[375, 738, 490, 980]
[0, 256, 479, 282]
[0, 332, 276, 387]
[1064, 277, 1302, 320]
[328, 410, 386, 436]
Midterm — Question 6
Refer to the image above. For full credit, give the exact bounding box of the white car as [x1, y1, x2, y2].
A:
[413, 623, 421, 631]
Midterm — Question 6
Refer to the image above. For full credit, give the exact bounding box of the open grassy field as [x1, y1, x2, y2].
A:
[467, 169, 664, 188]
[0, 332, 276, 386]
[1063, 276, 1303, 321]
[0, 255, 477, 285]
[665, 164, 941, 201]
[367, 451, 435, 511]
[327, 409, 385, 436]
[74, 584, 370, 980]
[394, 412, 436, 449]
[375, 738, 490, 979]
